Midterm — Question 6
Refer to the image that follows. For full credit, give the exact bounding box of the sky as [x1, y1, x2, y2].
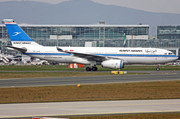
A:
[0, 0, 180, 14]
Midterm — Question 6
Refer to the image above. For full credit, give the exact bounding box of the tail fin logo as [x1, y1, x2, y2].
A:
[13, 32, 21, 36]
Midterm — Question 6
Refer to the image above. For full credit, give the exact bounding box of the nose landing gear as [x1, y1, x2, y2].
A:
[156, 65, 160, 71]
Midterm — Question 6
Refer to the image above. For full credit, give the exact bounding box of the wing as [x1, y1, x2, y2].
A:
[57, 47, 108, 61]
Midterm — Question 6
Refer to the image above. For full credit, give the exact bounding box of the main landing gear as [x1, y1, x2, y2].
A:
[86, 66, 98, 71]
[156, 65, 160, 71]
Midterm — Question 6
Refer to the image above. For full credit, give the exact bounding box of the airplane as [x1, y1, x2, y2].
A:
[3, 19, 178, 71]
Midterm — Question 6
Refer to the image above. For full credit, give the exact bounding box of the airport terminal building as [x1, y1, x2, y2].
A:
[0, 23, 149, 46]
[157, 26, 180, 39]
[0, 22, 180, 56]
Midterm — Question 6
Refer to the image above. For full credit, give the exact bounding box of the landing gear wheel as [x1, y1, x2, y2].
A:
[86, 67, 91, 71]
[92, 67, 98, 71]
[156, 65, 160, 71]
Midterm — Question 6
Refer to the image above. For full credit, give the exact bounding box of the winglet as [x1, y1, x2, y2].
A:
[56, 47, 64, 52]
[123, 33, 126, 47]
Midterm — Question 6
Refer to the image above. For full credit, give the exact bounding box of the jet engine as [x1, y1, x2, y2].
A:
[101, 59, 124, 69]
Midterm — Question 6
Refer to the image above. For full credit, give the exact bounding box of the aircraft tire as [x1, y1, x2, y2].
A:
[86, 67, 91, 71]
[92, 67, 98, 71]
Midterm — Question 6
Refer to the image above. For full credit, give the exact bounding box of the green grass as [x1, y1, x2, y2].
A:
[0, 72, 116, 79]
[0, 65, 179, 71]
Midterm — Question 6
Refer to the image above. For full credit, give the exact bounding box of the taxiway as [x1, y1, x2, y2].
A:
[0, 71, 179, 88]
[0, 99, 180, 118]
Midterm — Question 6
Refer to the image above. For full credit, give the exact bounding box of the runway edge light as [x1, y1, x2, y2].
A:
[77, 84, 81, 87]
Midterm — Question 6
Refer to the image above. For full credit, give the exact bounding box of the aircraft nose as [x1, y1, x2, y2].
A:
[175, 55, 179, 60]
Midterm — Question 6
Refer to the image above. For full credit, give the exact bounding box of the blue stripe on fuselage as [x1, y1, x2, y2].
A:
[23, 53, 177, 58]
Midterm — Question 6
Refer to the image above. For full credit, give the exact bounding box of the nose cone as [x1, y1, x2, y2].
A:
[176, 55, 179, 60]
[174, 55, 179, 61]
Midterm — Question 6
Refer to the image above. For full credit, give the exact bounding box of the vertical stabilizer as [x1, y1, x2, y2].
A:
[3, 19, 41, 47]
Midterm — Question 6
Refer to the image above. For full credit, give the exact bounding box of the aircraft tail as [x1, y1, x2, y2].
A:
[3, 19, 41, 47]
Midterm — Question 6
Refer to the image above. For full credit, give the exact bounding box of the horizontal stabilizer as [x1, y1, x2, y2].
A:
[5, 46, 27, 53]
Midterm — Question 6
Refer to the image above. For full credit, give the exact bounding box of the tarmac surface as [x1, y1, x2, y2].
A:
[0, 71, 180, 88]
[0, 71, 180, 118]
[0, 99, 180, 118]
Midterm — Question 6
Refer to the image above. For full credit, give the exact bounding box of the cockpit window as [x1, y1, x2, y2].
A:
[168, 53, 173, 55]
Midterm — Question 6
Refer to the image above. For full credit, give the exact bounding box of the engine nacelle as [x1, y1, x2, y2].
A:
[101, 59, 124, 69]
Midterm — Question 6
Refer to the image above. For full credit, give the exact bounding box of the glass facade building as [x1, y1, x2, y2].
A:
[157, 26, 180, 39]
[0, 24, 149, 46]
[0, 24, 180, 56]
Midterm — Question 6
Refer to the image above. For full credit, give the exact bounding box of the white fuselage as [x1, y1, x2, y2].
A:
[23, 46, 178, 64]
